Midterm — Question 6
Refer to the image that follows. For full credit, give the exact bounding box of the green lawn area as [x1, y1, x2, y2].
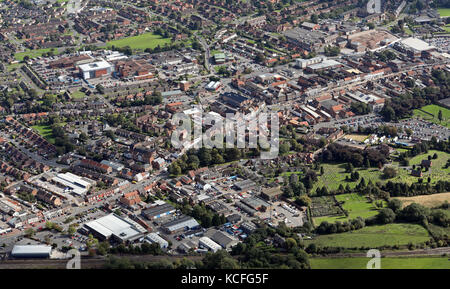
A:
[15, 48, 57, 61]
[31, 125, 55, 144]
[312, 163, 383, 192]
[313, 193, 383, 225]
[304, 223, 430, 248]
[70, 90, 87, 99]
[394, 150, 450, 185]
[438, 8, 450, 17]
[310, 257, 450, 269]
[413, 104, 450, 128]
[210, 50, 223, 56]
[106, 32, 172, 50]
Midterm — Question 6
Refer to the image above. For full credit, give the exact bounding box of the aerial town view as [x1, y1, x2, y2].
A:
[0, 0, 449, 277]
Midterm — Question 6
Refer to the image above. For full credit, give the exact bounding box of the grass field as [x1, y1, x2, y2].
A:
[313, 193, 383, 225]
[413, 104, 450, 128]
[315, 150, 450, 192]
[310, 257, 450, 269]
[31, 125, 55, 144]
[106, 32, 172, 50]
[438, 8, 450, 17]
[15, 48, 57, 61]
[395, 192, 450, 208]
[70, 90, 87, 99]
[304, 223, 430, 248]
[312, 163, 383, 192]
[342, 134, 369, 142]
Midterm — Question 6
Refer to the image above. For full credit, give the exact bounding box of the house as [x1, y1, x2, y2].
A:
[120, 191, 141, 207]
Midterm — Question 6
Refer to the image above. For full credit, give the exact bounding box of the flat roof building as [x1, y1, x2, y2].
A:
[199, 236, 222, 253]
[142, 203, 176, 220]
[83, 213, 147, 243]
[11, 245, 52, 258]
[145, 233, 169, 249]
[162, 215, 200, 234]
[79, 60, 113, 80]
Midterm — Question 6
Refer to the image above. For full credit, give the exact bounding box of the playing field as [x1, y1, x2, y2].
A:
[413, 104, 450, 128]
[310, 257, 450, 269]
[106, 32, 172, 50]
[304, 223, 430, 248]
[15, 48, 57, 61]
[313, 193, 383, 225]
[395, 192, 450, 208]
[31, 125, 55, 144]
[438, 8, 450, 17]
[342, 134, 369, 142]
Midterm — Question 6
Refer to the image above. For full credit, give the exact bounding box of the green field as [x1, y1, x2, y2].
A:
[313, 193, 383, 225]
[413, 104, 450, 128]
[106, 32, 172, 50]
[31, 125, 55, 144]
[70, 90, 87, 99]
[305, 223, 430, 248]
[312, 163, 383, 192]
[438, 8, 450, 17]
[310, 257, 450, 269]
[15, 48, 57, 61]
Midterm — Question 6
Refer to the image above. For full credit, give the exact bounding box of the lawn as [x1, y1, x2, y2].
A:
[313, 193, 383, 225]
[106, 32, 172, 50]
[304, 223, 430, 248]
[413, 104, 450, 128]
[31, 125, 55, 144]
[310, 257, 450, 269]
[15, 48, 57, 61]
[312, 163, 383, 192]
[70, 90, 87, 99]
[438, 8, 450, 17]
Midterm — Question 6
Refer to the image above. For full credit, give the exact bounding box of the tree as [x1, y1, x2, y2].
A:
[377, 208, 396, 224]
[25, 228, 35, 238]
[382, 167, 397, 179]
[438, 110, 443, 123]
[387, 199, 402, 213]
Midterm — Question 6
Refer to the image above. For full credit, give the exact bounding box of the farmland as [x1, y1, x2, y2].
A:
[304, 223, 430, 248]
[313, 193, 383, 225]
[106, 32, 172, 50]
[395, 192, 450, 208]
[310, 257, 450, 269]
[413, 104, 450, 128]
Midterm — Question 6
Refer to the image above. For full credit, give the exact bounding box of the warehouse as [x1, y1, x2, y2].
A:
[162, 215, 200, 234]
[142, 203, 176, 220]
[11, 245, 52, 258]
[210, 230, 239, 250]
[79, 60, 114, 80]
[83, 213, 147, 242]
[51, 172, 94, 196]
[144, 233, 169, 249]
[199, 236, 222, 253]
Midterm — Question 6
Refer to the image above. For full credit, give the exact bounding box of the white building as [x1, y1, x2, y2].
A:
[199, 236, 222, 253]
[79, 60, 114, 80]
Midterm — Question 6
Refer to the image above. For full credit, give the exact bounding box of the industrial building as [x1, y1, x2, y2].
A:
[11, 245, 52, 258]
[83, 213, 147, 243]
[199, 236, 222, 253]
[78, 60, 114, 80]
[51, 172, 94, 196]
[142, 203, 176, 220]
[144, 233, 169, 249]
[162, 215, 200, 234]
[210, 230, 239, 250]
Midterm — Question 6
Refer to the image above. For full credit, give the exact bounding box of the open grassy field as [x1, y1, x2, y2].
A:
[312, 163, 383, 192]
[15, 48, 57, 61]
[342, 134, 369, 142]
[31, 125, 55, 144]
[395, 192, 450, 208]
[106, 32, 172, 50]
[313, 193, 383, 225]
[310, 257, 450, 269]
[413, 104, 450, 128]
[438, 8, 450, 17]
[304, 223, 430, 248]
[70, 90, 87, 99]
